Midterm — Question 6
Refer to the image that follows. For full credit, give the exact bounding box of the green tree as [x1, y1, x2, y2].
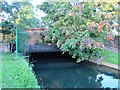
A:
[38, 2, 118, 62]
[1, 1, 40, 52]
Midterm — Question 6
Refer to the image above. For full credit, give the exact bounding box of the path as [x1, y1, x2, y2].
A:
[105, 46, 119, 53]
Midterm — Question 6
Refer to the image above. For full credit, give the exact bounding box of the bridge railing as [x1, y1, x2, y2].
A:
[25, 44, 61, 53]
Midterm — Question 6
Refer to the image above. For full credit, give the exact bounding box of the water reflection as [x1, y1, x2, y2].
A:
[30, 53, 119, 88]
[34, 66, 101, 88]
[96, 73, 120, 88]
[33, 63, 119, 88]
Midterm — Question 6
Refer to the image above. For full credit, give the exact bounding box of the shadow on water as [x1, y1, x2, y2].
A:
[29, 52, 120, 88]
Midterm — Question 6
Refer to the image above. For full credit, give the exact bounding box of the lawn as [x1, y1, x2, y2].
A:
[0, 52, 39, 88]
[100, 49, 120, 66]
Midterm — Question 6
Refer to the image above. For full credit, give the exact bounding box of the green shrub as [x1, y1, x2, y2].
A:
[35, 40, 40, 45]
[39, 32, 45, 44]
[1, 53, 40, 88]
[18, 32, 29, 53]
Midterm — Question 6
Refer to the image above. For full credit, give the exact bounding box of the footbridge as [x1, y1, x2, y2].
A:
[25, 44, 61, 53]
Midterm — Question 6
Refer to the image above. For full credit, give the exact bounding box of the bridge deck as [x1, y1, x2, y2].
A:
[25, 45, 61, 53]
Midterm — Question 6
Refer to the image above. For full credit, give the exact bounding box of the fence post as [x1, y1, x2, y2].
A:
[16, 28, 18, 58]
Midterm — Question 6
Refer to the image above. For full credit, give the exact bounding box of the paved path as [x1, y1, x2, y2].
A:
[0, 43, 9, 52]
[105, 46, 119, 53]
[89, 59, 120, 71]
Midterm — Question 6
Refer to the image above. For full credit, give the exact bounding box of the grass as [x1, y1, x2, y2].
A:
[0, 53, 2, 89]
[100, 49, 120, 66]
[0, 52, 39, 88]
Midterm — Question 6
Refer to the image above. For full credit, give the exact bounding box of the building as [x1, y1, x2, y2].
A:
[25, 28, 45, 45]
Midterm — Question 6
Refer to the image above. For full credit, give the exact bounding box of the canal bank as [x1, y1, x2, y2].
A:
[89, 59, 120, 71]
[88, 59, 120, 77]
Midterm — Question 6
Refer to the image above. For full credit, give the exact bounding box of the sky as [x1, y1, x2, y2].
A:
[1, 0, 46, 21]
[31, 0, 45, 5]
[31, 0, 46, 20]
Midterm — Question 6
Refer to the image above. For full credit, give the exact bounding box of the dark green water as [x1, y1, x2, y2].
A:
[30, 52, 120, 88]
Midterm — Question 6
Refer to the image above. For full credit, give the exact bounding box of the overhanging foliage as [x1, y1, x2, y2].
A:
[38, 2, 119, 62]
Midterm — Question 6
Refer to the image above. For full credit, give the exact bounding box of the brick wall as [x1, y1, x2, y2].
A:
[26, 31, 42, 45]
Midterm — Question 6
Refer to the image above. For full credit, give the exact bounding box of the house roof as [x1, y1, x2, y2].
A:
[25, 28, 45, 31]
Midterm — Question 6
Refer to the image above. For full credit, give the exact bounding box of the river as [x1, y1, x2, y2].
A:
[30, 52, 120, 88]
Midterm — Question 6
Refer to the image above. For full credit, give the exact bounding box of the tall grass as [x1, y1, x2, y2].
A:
[0, 52, 39, 88]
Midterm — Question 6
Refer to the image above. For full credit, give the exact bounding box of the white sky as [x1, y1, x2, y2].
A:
[31, 0, 45, 5]
[31, 0, 46, 20]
